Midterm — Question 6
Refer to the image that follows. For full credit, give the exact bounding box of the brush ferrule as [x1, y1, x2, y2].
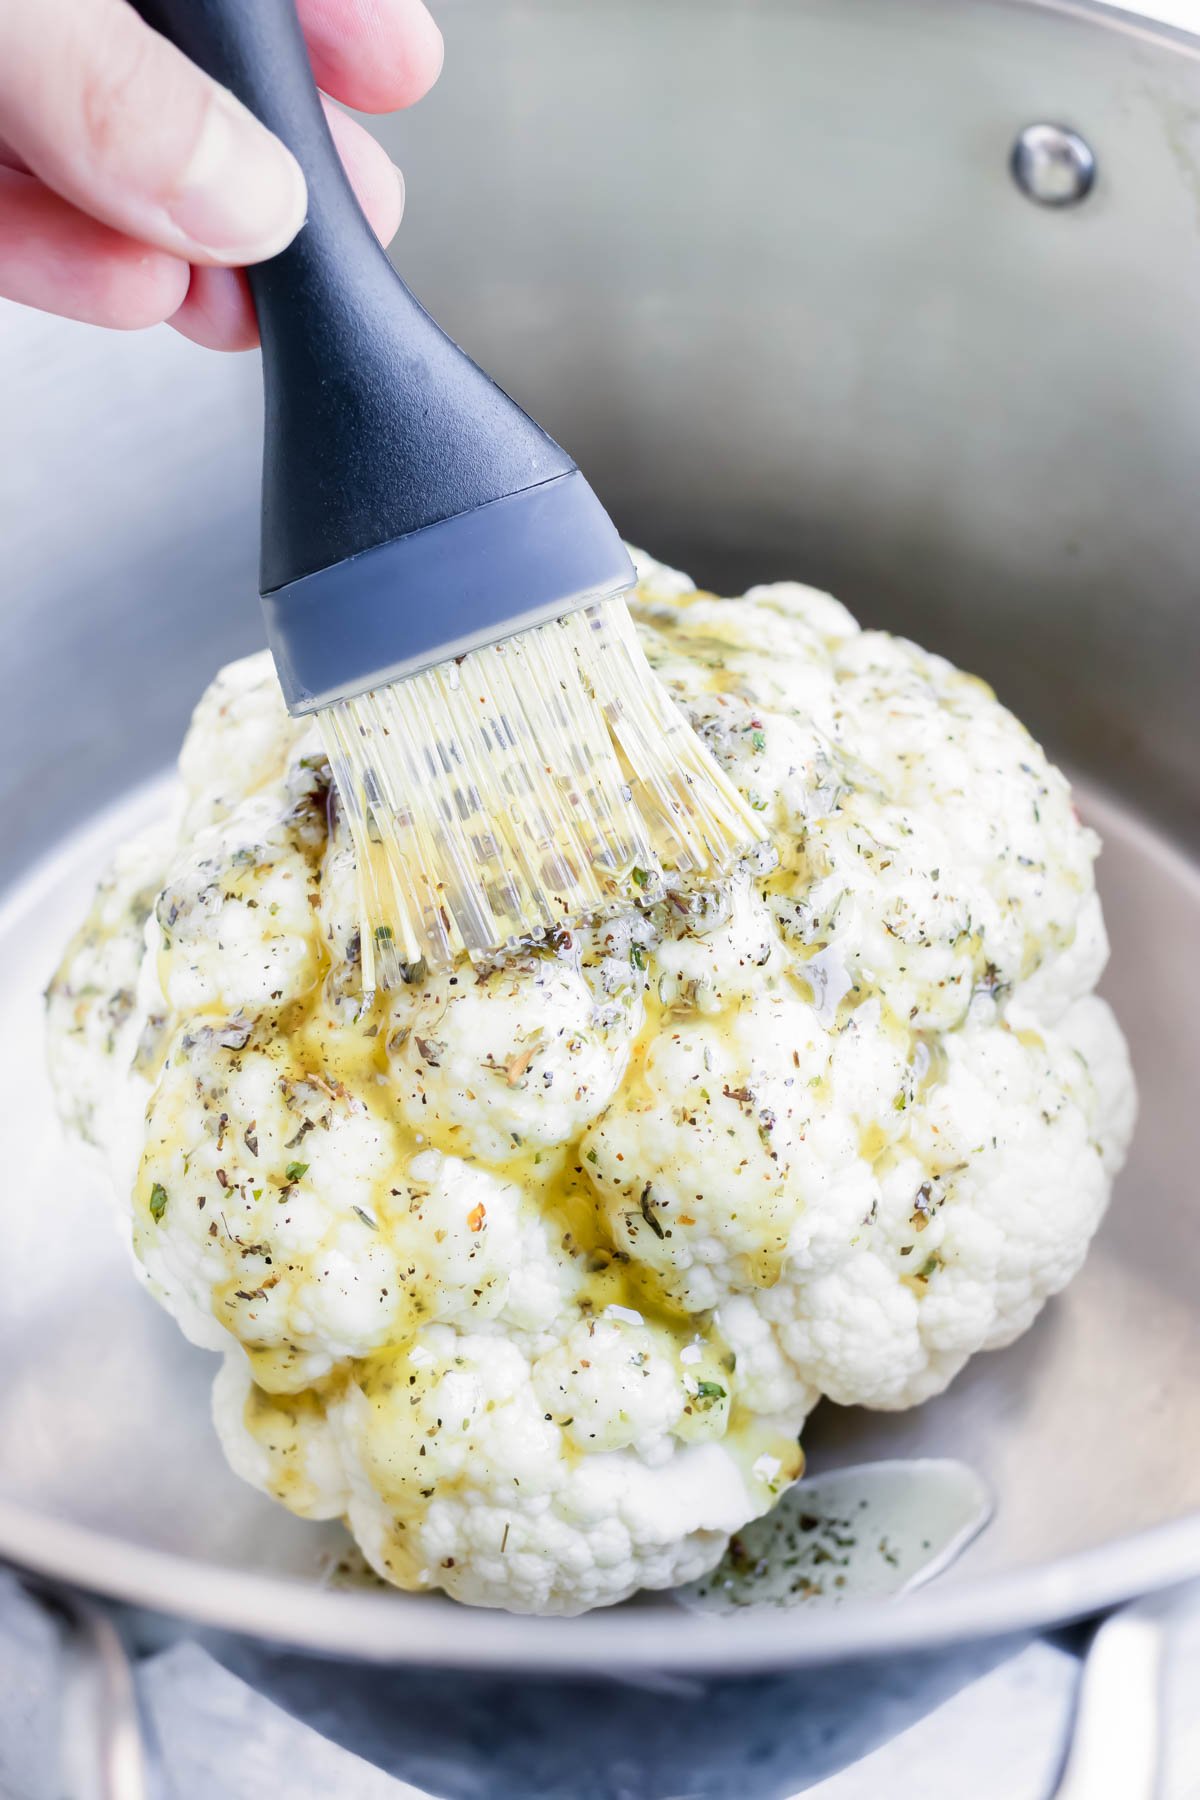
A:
[262, 472, 636, 716]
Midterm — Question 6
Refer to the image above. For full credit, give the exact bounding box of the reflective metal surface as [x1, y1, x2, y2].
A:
[2, 0, 1200, 1680]
[382, 0, 1200, 854]
[1010, 122, 1098, 205]
[24, 1582, 148, 1800]
[1050, 1593, 1170, 1800]
[2, 769, 1198, 1672]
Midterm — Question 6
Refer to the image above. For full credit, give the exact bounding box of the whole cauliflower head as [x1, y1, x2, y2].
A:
[46, 550, 1135, 1614]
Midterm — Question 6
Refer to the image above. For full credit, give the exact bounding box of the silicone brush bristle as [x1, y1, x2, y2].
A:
[319, 595, 769, 988]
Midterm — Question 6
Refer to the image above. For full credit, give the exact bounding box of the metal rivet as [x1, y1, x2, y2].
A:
[1010, 123, 1096, 207]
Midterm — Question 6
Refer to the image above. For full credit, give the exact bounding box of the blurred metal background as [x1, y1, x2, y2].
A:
[376, 0, 1200, 848]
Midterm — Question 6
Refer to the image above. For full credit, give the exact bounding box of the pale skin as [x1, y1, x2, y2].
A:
[0, 0, 444, 350]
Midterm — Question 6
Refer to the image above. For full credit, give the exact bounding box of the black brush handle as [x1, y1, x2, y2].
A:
[131, 0, 574, 595]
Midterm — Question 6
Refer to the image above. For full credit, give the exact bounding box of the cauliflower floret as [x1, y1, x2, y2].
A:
[583, 984, 882, 1309]
[178, 652, 305, 834]
[635, 586, 1101, 1035]
[47, 551, 1135, 1615]
[391, 956, 642, 1164]
[532, 1314, 689, 1458]
[215, 1325, 793, 1614]
[213, 1351, 349, 1520]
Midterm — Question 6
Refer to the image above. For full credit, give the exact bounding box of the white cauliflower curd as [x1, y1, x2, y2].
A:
[46, 549, 1135, 1614]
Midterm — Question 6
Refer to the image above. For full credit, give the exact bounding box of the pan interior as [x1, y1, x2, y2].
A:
[0, 766, 1197, 1652]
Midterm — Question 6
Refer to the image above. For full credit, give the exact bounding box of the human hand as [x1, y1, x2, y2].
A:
[0, 0, 442, 349]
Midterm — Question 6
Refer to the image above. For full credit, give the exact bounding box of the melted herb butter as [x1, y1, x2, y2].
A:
[678, 1458, 990, 1613]
[858, 1121, 889, 1164]
[722, 1416, 805, 1504]
[584, 967, 802, 1292]
[242, 1377, 345, 1515]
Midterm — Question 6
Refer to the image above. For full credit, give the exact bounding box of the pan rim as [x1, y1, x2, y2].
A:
[4, 1493, 1200, 1670]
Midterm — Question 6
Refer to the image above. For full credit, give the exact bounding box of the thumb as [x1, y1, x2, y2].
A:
[0, 0, 308, 264]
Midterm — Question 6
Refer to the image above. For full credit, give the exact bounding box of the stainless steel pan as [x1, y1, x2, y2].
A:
[2, 0, 1199, 1725]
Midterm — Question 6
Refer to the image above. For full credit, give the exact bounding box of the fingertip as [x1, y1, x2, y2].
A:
[298, 0, 444, 113]
[0, 169, 191, 330]
[101, 252, 193, 331]
[322, 101, 405, 246]
[390, 0, 445, 106]
[169, 264, 260, 351]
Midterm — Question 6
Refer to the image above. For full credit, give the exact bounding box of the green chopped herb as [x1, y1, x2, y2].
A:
[695, 1379, 726, 1406]
[585, 1148, 598, 1165]
[375, 924, 394, 943]
[285, 1161, 309, 1183]
[149, 1182, 168, 1223]
[630, 866, 649, 889]
[750, 729, 766, 754]
[630, 945, 646, 970]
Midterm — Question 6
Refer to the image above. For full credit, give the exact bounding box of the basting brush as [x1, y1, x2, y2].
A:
[134, 0, 765, 987]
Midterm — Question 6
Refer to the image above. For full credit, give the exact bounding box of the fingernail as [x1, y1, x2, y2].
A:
[168, 88, 307, 262]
